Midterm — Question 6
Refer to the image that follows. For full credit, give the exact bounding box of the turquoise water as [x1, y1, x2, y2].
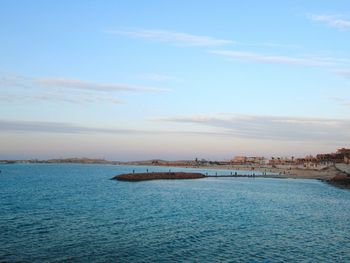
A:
[1, 164, 350, 262]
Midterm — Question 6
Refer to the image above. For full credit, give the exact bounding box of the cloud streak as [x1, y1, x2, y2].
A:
[210, 50, 334, 66]
[329, 97, 350, 108]
[155, 114, 350, 143]
[310, 14, 350, 31]
[109, 28, 350, 71]
[0, 73, 169, 93]
[0, 119, 148, 135]
[140, 73, 174, 82]
[0, 119, 228, 137]
[0, 93, 122, 105]
[334, 69, 350, 79]
[0, 73, 169, 104]
[3, 114, 348, 144]
[106, 28, 234, 46]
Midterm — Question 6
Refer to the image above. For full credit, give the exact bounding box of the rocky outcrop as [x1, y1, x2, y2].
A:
[328, 173, 350, 188]
[113, 172, 205, 182]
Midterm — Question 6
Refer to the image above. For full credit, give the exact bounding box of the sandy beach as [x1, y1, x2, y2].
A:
[120, 163, 350, 187]
[175, 164, 348, 181]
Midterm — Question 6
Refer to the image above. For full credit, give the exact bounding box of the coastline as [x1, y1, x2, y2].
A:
[112, 164, 350, 188]
[141, 163, 350, 185]
[170, 163, 350, 187]
[158, 164, 339, 180]
[3, 161, 349, 187]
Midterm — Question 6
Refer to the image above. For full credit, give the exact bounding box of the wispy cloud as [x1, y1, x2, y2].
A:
[309, 14, 350, 31]
[109, 28, 310, 52]
[0, 73, 169, 93]
[36, 77, 171, 93]
[210, 50, 335, 66]
[334, 69, 350, 79]
[106, 28, 234, 46]
[237, 42, 303, 50]
[0, 93, 123, 105]
[256, 42, 302, 49]
[154, 114, 350, 143]
[108, 28, 350, 71]
[0, 73, 170, 104]
[0, 119, 228, 137]
[139, 73, 174, 82]
[329, 96, 350, 108]
[0, 119, 144, 134]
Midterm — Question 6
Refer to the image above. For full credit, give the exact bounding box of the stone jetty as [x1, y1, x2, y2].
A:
[113, 172, 205, 182]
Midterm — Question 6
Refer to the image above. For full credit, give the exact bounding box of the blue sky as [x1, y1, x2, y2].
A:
[1, 0, 350, 160]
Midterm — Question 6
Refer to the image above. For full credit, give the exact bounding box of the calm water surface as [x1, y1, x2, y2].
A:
[0, 164, 349, 262]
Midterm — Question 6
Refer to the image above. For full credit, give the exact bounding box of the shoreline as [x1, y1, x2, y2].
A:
[146, 164, 339, 180]
[3, 161, 349, 187]
[2, 161, 346, 180]
[113, 167, 350, 188]
[130, 163, 350, 186]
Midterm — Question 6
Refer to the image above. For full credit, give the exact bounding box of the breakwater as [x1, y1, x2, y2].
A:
[113, 172, 205, 181]
[114, 171, 277, 181]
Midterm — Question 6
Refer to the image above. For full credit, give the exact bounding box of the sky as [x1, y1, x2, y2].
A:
[0, 0, 350, 161]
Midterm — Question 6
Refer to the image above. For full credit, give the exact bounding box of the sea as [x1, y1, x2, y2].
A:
[1, 163, 349, 262]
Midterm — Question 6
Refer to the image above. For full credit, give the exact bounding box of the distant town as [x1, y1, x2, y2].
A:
[1, 148, 349, 167]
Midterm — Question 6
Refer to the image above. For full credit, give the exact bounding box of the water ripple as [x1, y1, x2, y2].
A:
[1, 164, 350, 262]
